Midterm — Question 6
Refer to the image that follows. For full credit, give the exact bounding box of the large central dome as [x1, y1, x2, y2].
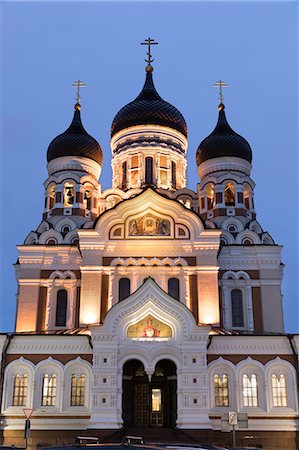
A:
[111, 67, 187, 138]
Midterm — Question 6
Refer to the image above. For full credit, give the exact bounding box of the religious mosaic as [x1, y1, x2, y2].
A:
[127, 315, 172, 339]
[128, 214, 170, 236]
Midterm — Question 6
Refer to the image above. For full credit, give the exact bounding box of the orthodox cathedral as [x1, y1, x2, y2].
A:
[0, 42, 298, 450]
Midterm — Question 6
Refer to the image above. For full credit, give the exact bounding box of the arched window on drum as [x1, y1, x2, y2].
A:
[168, 278, 180, 301]
[119, 278, 131, 302]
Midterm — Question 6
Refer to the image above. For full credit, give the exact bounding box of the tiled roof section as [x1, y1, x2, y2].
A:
[111, 71, 187, 138]
[47, 105, 103, 165]
[196, 104, 252, 166]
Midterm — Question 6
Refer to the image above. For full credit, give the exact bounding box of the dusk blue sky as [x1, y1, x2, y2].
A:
[1, 1, 298, 332]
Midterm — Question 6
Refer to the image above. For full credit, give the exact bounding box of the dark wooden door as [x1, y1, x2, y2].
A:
[134, 383, 150, 425]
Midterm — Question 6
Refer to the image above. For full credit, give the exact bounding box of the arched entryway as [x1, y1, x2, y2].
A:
[122, 359, 177, 428]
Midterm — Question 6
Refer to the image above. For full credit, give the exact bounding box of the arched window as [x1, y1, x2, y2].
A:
[206, 184, 214, 210]
[71, 374, 85, 406]
[64, 182, 75, 206]
[12, 374, 28, 406]
[168, 278, 180, 301]
[171, 161, 176, 189]
[244, 185, 251, 210]
[119, 278, 130, 302]
[55, 289, 67, 327]
[213, 374, 229, 406]
[242, 373, 258, 407]
[122, 161, 127, 189]
[83, 189, 92, 210]
[224, 183, 235, 206]
[272, 374, 288, 407]
[145, 157, 153, 184]
[231, 289, 244, 327]
[42, 373, 56, 406]
[48, 184, 55, 209]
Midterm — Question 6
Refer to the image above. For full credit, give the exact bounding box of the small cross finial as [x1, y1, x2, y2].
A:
[72, 80, 86, 104]
[213, 80, 229, 104]
[141, 37, 158, 68]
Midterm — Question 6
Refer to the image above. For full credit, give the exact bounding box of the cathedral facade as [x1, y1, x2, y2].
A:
[0, 55, 298, 450]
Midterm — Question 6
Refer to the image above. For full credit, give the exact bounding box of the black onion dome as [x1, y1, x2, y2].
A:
[196, 103, 252, 166]
[47, 104, 103, 165]
[111, 68, 187, 138]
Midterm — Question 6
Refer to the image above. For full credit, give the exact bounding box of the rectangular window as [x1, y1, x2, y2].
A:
[42, 374, 56, 406]
[160, 155, 167, 168]
[214, 374, 229, 406]
[131, 155, 138, 168]
[243, 373, 258, 407]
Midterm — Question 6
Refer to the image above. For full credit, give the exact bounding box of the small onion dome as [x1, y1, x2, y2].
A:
[47, 103, 103, 165]
[196, 103, 252, 166]
[111, 66, 187, 138]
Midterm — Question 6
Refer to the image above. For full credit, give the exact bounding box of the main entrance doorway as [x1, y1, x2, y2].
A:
[122, 359, 177, 427]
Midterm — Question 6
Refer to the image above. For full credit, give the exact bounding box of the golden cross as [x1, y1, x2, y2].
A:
[72, 80, 86, 104]
[213, 80, 229, 103]
[141, 37, 158, 65]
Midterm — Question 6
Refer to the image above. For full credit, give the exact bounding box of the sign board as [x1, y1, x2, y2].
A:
[221, 413, 230, 432]
[237, 412, 248, 428]
[229, 411, 238, 426]
[23, 408, 33, 419]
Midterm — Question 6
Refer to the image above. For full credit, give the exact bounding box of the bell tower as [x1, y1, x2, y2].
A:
[110, 39, 188, 192]
[196, 82, 255, 230]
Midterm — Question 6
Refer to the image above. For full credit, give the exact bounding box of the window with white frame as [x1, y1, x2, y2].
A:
[213, 373, 229, 406]
[231, 289, 244, 327]
[71, 374, 85, 406]
[41, 373, 57, 406]
[272, 373, 288, 407]
[12, 373, 28, 406]
[242, 373, 258, 407]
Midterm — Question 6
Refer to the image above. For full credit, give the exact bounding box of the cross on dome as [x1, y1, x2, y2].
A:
[141, 37, 158, 71]
[213, 80, 229, 106]
[72, 80, 86, 105]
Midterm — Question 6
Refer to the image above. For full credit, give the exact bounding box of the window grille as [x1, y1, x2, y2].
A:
[71, 374, 85, 406]
[12, 374, 28, 406]
[213, 373, 229, 406]
[242, 373, 258, 407]
[42, 373, 56, 406]
[272, 373, 288, 407]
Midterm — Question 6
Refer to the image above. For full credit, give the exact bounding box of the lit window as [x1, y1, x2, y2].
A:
[231, 289, 244, 327]
[272, 374, 288, 407]
[214, 374, 229, 406]
[42, 374, 56, 406]
[71, 374, 85, 406]
[83, 189, 92, 210]
[224, 183, 235, 206]
[131, 155, 138, 168]
[64, 182, 75, 206]
[12, 374, 28, 406]
[48, 185, 55, 209]
[206, 184, 214, 210]
[242, 373, 258, 407]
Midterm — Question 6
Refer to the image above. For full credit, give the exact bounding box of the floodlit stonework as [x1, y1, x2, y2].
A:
[0, 61, 298, 450]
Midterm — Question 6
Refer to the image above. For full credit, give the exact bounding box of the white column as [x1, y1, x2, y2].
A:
[222, 286, 230, 328]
